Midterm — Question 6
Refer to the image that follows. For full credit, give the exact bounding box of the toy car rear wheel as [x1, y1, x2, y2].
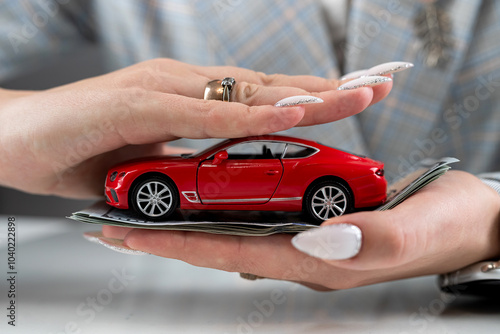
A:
[305, 181, 352, 224]
[131, 176, 179, 221]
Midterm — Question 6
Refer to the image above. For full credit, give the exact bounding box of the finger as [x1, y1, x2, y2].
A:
[149, 59, 338, 92]
[296, 86, 386, 126]
[43, 88, 304, 162]
[141, 59, 392, 108]
[231, 81, 392, 126]
[193, 66, 340, 92]
[102, 225, 134, 239]
[107, 92, 305, 146]
[127, 60, 392, 126]
[191, 61, 404, 92]
[123, 229, 328, 281]
[319, 211, 413, 270]
[126, 60, 338, 98]
[365, 77, 393, 106]
[291, 212, 398, 269]
[191, 63, 393, 114]
[121, 229, 395, 289]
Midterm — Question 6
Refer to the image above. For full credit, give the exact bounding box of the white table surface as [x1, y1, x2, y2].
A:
[0, 215, 498, 334]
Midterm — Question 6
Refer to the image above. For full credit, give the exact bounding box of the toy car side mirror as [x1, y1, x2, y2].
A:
[213, 150, 228, 165]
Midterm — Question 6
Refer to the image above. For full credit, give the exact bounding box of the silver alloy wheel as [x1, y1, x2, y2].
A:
[311, 185, 347, 220]
[135, 181, 173, 218]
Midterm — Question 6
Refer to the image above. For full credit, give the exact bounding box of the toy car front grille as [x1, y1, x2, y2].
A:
[110, 189, 119, 203]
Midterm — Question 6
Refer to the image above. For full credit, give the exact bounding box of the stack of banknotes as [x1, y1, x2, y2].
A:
[69, 158, 458, 236]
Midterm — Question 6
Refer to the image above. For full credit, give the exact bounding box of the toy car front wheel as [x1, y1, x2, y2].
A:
[305, 181, 352, 224]
[131, 176, 179, 221]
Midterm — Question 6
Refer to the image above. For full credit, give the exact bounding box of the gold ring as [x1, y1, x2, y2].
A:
[204, 77, 236, 102]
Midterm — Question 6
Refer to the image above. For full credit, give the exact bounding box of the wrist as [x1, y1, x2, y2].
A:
[478, 172, 500, 256]
[438, 172, 500, 296]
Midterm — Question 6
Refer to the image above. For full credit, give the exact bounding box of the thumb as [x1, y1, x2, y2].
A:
[292, 210, 417, 271]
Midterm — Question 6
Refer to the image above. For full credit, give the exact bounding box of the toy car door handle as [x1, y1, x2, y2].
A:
[265, 170, 280, 175]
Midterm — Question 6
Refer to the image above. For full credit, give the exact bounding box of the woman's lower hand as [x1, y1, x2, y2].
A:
[101, 171, 500, 290]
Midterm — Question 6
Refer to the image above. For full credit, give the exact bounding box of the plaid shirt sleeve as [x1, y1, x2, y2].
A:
[478, 173, 500, 196]
[0, 0, 94, 83]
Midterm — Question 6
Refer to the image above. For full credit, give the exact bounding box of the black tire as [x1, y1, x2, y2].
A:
[304, 180, 352, 224]
[130, 175, 179, 221]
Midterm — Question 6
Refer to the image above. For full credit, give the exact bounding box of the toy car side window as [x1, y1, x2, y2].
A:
[266, 142, 286, 158]
[282, 144, 317, 159]
[227, 142, 263, 159]
[226, 142, 285, 159]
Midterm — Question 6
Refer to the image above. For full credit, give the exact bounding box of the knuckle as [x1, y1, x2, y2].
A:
[217, 256, 254, 274]
[353, 211, 412, 268]
[257, 72, 282, 86]
[256, 71, 271, 85]
[220, 239, 266, 274]
[196, 99, 215, 116]
[198, 102, 252, 138]
[117, 87, 149, 113]
[382, 218, 410, 265]
[114, 58, 176, 90]
[234, 82, 261, 104]
[111, 88, 150, 137]
[191, 102, 214, 138]
[204, 244, 253, 274]
[194, 101, 259, 138]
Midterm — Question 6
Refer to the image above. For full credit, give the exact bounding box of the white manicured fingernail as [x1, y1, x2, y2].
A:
[292, 224, 362, 260]
[274, 95, 324, 107]
[97, 237, 149, 255]
[340, 69, 367, 81]
[363, 61, 414, 77]
[337, 76, 392, 91]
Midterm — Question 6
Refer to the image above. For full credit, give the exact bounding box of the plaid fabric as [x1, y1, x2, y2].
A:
[0, 0, 93, 81]
[1, 0, 499, 183]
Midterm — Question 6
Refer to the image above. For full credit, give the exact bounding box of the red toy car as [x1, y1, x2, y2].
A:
[105, 135, 386, 224]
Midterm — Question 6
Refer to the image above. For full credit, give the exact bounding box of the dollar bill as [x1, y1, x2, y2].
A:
[377, 157, 459, 211]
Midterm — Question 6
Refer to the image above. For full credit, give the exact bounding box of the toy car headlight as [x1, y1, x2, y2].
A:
[110, 171, 118, 182]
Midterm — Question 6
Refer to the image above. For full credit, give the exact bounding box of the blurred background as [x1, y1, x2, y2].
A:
[0, 44, 103, 217]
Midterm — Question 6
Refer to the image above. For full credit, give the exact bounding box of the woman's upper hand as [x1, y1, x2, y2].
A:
[0, 58, 392, 198]
[101, 171, 500, 291]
